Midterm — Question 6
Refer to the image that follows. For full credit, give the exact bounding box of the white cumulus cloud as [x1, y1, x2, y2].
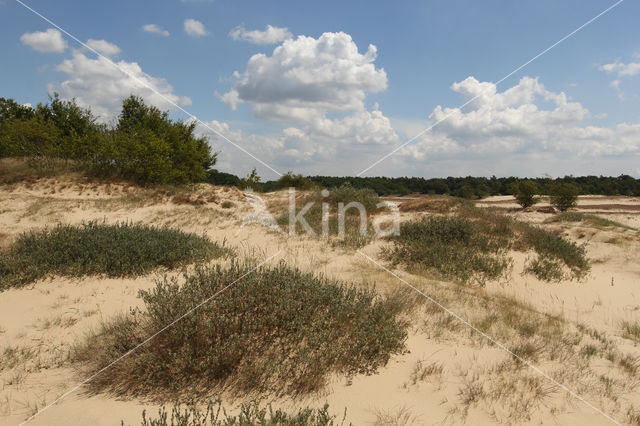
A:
[20, 28, 67, 53]
[222, 31, 388, 121]
[184, 19, 207, 37]
[400, 76, 640, 163]
[229, 25, 292, 45]
[142, 24, 170, 37]
[51, 51, 191, 120]
[85, 39, 121, 57]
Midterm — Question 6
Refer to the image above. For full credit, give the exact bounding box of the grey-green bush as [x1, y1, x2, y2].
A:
[75, 262, 408, 398]
[0, 221, 230, 289]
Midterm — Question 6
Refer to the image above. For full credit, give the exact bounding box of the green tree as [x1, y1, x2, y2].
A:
[276, 172, 317, 190]
[511, 180, 540, 208]
[241, 167, 262, 191]
[550, 182, 579, 212]
[91, 96, 215, 184]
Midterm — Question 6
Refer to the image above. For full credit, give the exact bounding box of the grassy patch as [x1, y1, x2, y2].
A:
[622, 320, 640, 342]
[520, 225, 590, 281]
[383, 215, 512, 285]
[74, 262, 408, 398]
[383, 206, 589, 284]
[0, 221, 230, 289]
[131, 401, 345, 426]
[398, 195, 472, 213]
[544, 212, 634, 230]
[0, 157, 81, 185]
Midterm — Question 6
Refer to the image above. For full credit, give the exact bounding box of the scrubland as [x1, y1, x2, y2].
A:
[1, 173, 640, 425]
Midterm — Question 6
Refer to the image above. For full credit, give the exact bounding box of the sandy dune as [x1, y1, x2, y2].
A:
[2, 181, 640, 425]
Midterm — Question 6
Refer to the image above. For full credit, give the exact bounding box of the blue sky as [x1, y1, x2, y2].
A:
[1, 0, 639, 179]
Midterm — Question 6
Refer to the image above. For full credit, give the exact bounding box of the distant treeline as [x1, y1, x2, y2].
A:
[208, 172, 640, 198]
[3, 95, 639, 196]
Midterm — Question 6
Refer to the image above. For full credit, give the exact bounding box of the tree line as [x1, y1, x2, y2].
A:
[0, 95, 215, 185]
[2, 94, 639, 196]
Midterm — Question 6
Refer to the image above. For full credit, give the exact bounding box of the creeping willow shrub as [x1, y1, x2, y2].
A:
[0, 221, 230, 289]
[383, 207, 589, 284]
[383, 215, 512, 285]
[76, 262, 408, 398]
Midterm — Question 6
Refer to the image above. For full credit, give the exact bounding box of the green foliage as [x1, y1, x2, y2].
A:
[276, 184, 383, 249]
[520, 225, 590, 281]
[383, 215, 512, 285]
[90, 96, 215, 185]
[75, 262, 407, 397]
[0, 221, 230, 289]
[0, 157, 79, 184]
[207, 169, 242, 187]
[549, 183, 579, 212]
[275, 172, 318, 190]
[0, 95, 215, 185]
[240, 167, 262, 191]
[383, 207, 590, 284]
[300, 175, 640, 197]
[511, 180, 540, 208]
[544, 212, 633, 229]
[0, 94, 102, 160]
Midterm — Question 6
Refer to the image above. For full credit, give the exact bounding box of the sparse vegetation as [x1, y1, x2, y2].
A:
[74, 262, 408, 398]
[0, 221, 230, 289]
[132, 401, 346, 426]
[520, 225, 590, 281]
[544, 212, 634, 230]
[622, 320, 640, 343]
[276, 184, 385, 249]
[383, 206, 589, 284]
[383, 215, 512, 285]
[398, 196, 471, 213]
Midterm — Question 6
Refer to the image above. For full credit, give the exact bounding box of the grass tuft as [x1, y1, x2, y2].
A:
[132, 401, 346, 426]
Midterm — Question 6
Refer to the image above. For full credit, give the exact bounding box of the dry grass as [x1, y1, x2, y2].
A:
[398, 196, 472, 213]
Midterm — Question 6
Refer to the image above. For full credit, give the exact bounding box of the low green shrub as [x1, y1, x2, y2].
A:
[520, 226, 590, 281]
[74, 262, 408, 398]
[383, 206, 590, 284]
[132, 401, 346, 426]
[544, 212, 633, 229]
[0, 221, 230, 289]
[383, 215, 512, 285]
